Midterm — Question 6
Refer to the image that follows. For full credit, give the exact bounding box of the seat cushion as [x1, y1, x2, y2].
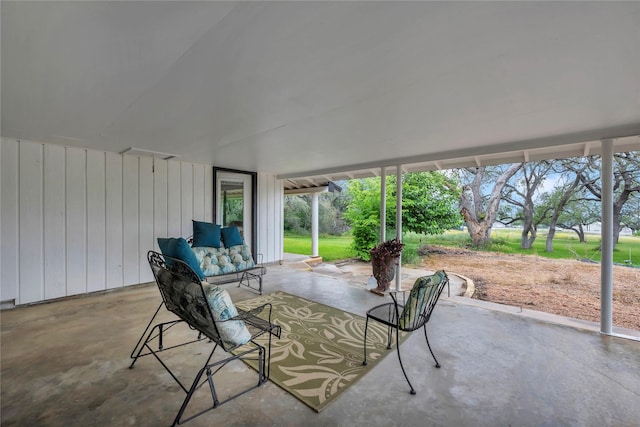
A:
[227, 244, 256, 270]
[192, 246, 225, 276]
[220, 226, 243, 248]
[204, 286, 251, 348]
[157, 237, 205, 280]
[192, 220, 222, 248]
[398, 271, 445, 329]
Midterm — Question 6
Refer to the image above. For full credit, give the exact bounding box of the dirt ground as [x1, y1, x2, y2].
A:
[419, 246, 640, 332]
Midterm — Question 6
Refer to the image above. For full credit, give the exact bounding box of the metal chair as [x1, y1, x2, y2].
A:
[130, 251, 281, 426]
[362, 270, 448, 395]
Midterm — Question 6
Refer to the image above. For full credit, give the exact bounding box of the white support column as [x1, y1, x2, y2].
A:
[600, 139, 614, 334]
[395, 165, 403, 291]
[311, 192, 319, 258]
[380, 167, 386, 243]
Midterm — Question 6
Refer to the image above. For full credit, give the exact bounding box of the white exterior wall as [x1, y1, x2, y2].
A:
[0, 138, 284, 305]
[257, 172, 284, 265]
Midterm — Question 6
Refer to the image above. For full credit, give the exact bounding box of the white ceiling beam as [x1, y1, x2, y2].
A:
[277, 127, 640, 181]
[284, 186, 330, 195]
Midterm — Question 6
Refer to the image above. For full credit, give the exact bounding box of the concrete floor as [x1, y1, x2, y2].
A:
[2, 258, 639, 427]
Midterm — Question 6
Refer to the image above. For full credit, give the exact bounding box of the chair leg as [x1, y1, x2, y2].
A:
[386, 326, 393, 349]
[257, 345, 266, 385]
[172, 364, 211, 427]
[423, 324, 440, 368]
[362, 316, 369, 366]
[264, 328, 274, 380]
[129, 301, 164, 367]
[395, 326, 416, 395]
[237, 270, 263, 295]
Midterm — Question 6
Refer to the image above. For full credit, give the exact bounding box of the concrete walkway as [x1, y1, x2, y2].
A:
[1, 258, 639, 426]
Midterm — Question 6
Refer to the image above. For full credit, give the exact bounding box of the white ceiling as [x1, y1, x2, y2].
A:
[2, 1, 639, 185]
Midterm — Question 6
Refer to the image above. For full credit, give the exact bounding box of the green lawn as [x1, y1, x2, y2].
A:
[283, 234, 355, 262]
[284, 230, 640, 267]
[423, 229, 640, 267]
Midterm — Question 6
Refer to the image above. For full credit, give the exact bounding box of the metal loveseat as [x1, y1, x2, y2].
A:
[129, 251, 281, 426]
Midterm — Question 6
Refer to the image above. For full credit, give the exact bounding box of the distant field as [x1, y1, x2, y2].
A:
[426, 229, 640, 267]
[284, 229, 640, 267]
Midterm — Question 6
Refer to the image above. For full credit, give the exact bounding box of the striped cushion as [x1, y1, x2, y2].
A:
[398, 271, 445, 329]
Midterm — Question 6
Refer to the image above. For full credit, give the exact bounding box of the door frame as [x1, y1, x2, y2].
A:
[212, 166, 258, 259]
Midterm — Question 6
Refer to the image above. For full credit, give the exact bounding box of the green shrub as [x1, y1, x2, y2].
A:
[350, 222, 378, 261]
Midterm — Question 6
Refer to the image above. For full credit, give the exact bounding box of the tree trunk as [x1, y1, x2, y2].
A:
[577, 224, 585, 243]
[521, 225, 537, 249]
[461, 210, 492, 247]
[520, 203, 536, 249]
[546, 221, 557, 252]
[613, 221, 621, 245]
[612, 196, 627, 245]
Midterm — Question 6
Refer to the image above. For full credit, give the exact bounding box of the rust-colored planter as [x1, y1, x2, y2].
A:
[371, 255, 398, 295]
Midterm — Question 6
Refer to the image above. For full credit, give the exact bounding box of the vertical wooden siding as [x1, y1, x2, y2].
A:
[1, 140, 19, 303]
[258, 172, 284, 264]
[0, 140, 229, 305]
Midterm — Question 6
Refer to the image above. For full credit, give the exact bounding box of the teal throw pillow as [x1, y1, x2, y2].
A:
[157, 237, 173, 259]
[205, 286, 251, 348]
[192, 220, 221, 248]
[156, 237, 205, 280]
[220, 226, 243, 248]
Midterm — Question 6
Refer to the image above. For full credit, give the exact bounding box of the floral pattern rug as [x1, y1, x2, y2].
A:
[235, 291, 407, 412]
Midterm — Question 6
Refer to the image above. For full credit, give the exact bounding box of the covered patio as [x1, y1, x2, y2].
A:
[2, 2, 640, 425]
[2, 258, 639, 426]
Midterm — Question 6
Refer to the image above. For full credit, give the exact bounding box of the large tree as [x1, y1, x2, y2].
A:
[539, 159, 590, 252]
[555, 197, 600, 242]
[458, 163, 522, 247]
[620, 193, 640, 235]
[501, 161, 554, 249]
[284, 194, 312, 233]
[388, 172, 462, 235]
[283, 189, 349, 235]
[344, 171, 461, 260]
[569, 152, 640, 245]
[343, 178, 384, 259]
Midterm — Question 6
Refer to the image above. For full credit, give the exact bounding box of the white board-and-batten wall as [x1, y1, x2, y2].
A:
[0, 138, 284, 306]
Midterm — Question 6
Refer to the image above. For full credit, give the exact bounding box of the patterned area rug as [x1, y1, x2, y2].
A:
[235, 291, 407, 412]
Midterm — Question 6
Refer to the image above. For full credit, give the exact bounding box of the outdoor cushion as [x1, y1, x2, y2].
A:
[157, 237, 205, 280]
[398, 271, 446, 329]
[192, 246, 225, 276]
[192, 244, 256, 277]
[204, 286, 251, 348]
[192, 220, 222, 248]
[216, 253, 237, 274]
[221, 226, 243, 248]
[228, 244, 256, 270]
